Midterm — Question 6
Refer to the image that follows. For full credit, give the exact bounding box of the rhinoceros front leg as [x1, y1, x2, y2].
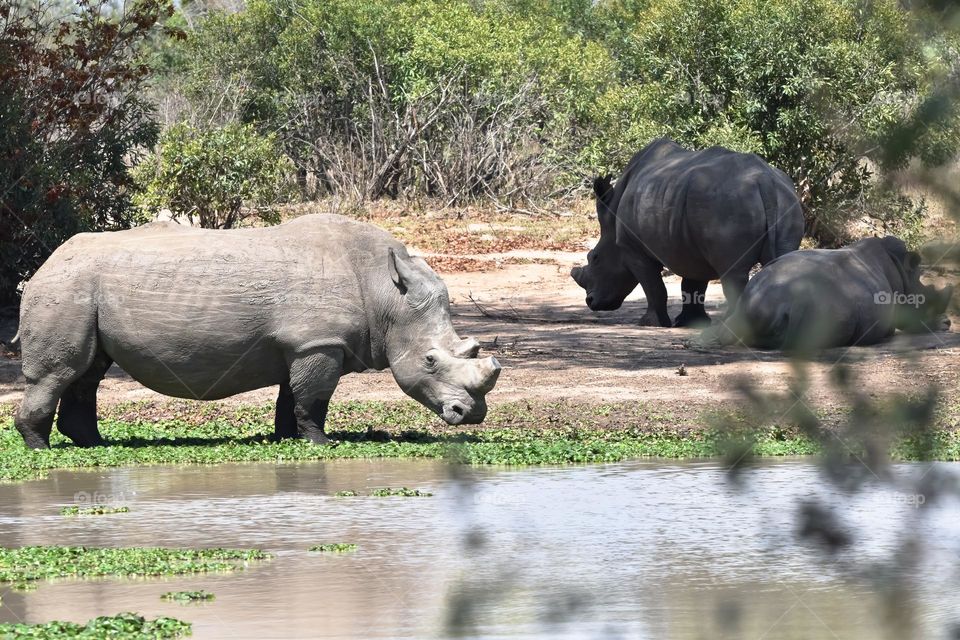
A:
[633, 262, 671, 327]
[293, 397, 332, 445]
[274, 348, 343, 444]
[273, 382, 297, 441]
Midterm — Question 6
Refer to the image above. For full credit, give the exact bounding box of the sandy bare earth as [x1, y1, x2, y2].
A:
[1, 249, 958, 416]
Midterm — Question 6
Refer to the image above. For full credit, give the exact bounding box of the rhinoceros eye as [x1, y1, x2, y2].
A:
[424, 354, 437, 368]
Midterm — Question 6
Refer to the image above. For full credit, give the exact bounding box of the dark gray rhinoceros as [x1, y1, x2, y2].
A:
[703, 236, 954, 350]
[571, 138, 804, 326]
[15, 214, 501, 449]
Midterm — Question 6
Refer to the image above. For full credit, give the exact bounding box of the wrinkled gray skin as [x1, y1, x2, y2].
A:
[704, 236, 954, 350]
[571, 138, 804, 327]
[15, 215, 501, 449]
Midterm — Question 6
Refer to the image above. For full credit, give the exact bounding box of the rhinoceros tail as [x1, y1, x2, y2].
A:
[758, 176, 781, 266]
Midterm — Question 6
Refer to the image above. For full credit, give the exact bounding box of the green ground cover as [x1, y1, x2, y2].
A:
[0, 400, 956, 483]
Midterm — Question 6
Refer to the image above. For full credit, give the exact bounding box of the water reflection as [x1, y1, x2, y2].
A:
[0, 458, 957, 638]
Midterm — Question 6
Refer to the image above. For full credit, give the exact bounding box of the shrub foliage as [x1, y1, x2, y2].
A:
[133, 122, 292, 228]
[149, 0, 960, 243]
[0, 0, 175, 306]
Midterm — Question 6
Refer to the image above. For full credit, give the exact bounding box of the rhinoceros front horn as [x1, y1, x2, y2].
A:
[470, 356, 501, 394]
[571, 265, 583, 284]
[453, 337, 481, 359]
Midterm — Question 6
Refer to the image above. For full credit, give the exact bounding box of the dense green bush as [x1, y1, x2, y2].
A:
[0, 0, 174, 307]
[133, 123, 293, 228]
[599, 0, 958, 243]
[153, 0, 958, 243]
[167, 0, 615, 203]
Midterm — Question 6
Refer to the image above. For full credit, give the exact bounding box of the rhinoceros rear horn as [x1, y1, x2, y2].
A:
[470, 356, 501, 394]
[453, 337, 481, 359]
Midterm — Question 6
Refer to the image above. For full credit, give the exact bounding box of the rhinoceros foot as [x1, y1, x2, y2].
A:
[673, 309, 712, 328]
[638, 312, 671, 327]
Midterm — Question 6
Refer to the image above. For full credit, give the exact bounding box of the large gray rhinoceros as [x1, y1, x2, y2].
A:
[571, 138, 804, 327]
[14, 214, 501, 449]
[702, 236, 954, 350]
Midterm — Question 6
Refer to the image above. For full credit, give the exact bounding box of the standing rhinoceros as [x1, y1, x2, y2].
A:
[702, 236, 954, 350]
[14, 214, 501, 449]
[571, 138, 804, 327]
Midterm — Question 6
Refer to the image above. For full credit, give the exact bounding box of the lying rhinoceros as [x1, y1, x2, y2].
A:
[702, 235, 954, 350]
[14, 214, 501, 449]
[571, 138, 804, 327]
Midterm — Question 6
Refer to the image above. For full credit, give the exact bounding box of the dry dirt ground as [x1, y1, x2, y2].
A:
[1, 212, 958, 422]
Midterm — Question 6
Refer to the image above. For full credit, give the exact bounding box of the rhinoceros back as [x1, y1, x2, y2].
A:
[20, 215, 390, 400]
[615, 140, 803, 280]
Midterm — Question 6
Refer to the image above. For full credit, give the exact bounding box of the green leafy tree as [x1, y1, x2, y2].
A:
[0, 0, 175, 307]
[133, 123, 293, 228]
[593, 0, 959, 244]
[152, 0, 960, 242]
[164, 0, 615, 203]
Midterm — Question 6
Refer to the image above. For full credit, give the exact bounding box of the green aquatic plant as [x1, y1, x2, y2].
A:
[0, 401, 823, 483]
[334, 490, 360, 497]
[308, 543, 358, 553]
[369, 487, 432, 497]
[0, 398, 957, 484]
[0, 613, 191, 639]
[60, 505, 130, 516]
[0, 546, 269, 589]
[161, 590, 216, 602]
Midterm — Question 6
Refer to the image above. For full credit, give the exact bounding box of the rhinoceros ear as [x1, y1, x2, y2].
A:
[906, 251, 921, 272]
[388, 248, 435, 301]
[593, 175, 613, 200]
[387, 248, 409, 293]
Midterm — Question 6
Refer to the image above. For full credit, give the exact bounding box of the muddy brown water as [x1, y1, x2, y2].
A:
[1, 458, 959, 639]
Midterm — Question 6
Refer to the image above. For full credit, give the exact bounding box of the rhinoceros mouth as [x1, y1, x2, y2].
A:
[586, 295, 623, 312]
[441, 400, 486, 425]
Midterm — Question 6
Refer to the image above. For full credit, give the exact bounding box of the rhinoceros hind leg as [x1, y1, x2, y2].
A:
[674, 278, 711, 327]
[56, 350, 112, 447]
[16, 378, 65, 449]
[720, 273, 749, 317]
